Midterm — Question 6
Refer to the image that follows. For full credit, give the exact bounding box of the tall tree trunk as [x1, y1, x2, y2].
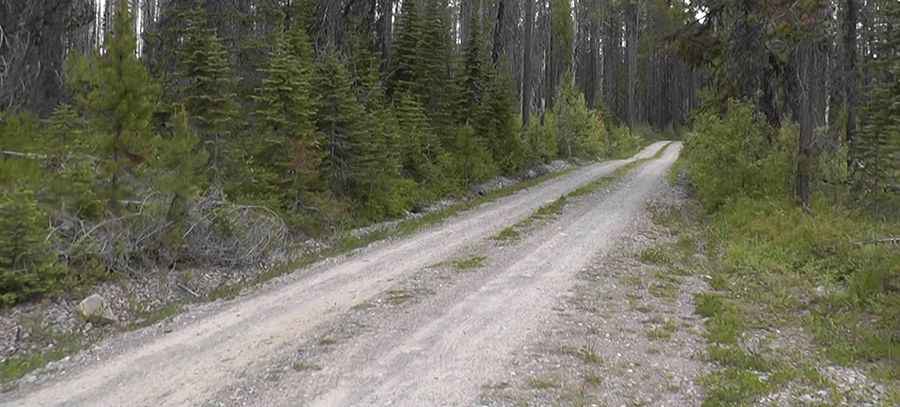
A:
[845, 0, 859, 179]
[522, 0, 535, 125]
[379, 0, 393, 72]
[625, 1, 638, 129]
[796, 43, 816, 210]
[491, 0, 505, 64]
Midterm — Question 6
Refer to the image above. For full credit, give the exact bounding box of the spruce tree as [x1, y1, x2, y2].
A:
[395, 92, 436, 182]
[390, 0, 424, 97]
[460, 13, 490, 123]
[0, 189, 63, 306]
[858, 0, 900, 202]
[476, 64, 525, 173]
[179, 7, 238, 182]
[253, 26, 320, 212]
[418, 0, 459, 143]
[314, 53, 369, 197]
[348, 28, 410, 217]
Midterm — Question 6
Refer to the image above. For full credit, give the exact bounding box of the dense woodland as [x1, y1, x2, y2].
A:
[0, 0, 898, 306]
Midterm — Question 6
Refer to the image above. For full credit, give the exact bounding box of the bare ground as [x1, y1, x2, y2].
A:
[1, 143, 676, 406]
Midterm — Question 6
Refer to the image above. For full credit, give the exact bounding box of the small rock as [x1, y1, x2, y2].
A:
[77, 294, 117, 323]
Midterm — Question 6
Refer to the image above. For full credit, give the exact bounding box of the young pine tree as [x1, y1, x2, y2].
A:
[0, 189, 63, 306]
[76, 1, 158, 213]
[154, 105, 208, 224]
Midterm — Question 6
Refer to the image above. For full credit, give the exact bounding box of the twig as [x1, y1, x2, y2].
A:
[176, 283, 200, 299]
[854, 237, 900, 246]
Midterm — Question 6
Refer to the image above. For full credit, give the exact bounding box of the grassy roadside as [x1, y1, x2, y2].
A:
[648, 169, 899, 406]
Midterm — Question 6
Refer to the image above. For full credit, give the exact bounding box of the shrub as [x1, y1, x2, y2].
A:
[607, 126, 645, 158]
[452, 125, 497, 188]
[555, 79, 605, 159]
[683, 100, 790, 209]
[0, 189, 64, 306]
[523, 114, 559, 165]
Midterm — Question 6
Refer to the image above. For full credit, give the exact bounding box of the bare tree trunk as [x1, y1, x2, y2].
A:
[491, 0, 505, 65]
[522, 0, 535, 125]
[625, 1, 638, 129]
[796, 43, 815, 210]
[379, 0, 394, 72]
[845, 0, 859, 178]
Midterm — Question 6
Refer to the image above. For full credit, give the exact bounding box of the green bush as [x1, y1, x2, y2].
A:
[607, 126, 645, 158]
[452, 125, 497, 187]
[522, 114, 559, 165]
[683, 100, 790, 209]
[0, 189, 64, 306]
[554, 79, 605, 159]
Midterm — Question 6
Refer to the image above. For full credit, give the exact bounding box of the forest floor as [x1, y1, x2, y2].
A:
[0, 143, 677, 406]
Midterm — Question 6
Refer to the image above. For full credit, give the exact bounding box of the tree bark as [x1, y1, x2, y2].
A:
[625, 1, 638, 129]
[796, 43, 815, 210]
[522, 0, 535, 125]
[845, 0, 858, 178]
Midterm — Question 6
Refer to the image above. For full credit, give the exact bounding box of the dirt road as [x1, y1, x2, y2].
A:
[1, 142, 677, 407]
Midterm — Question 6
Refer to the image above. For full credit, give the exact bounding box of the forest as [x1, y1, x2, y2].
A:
[0, 0, 899, 403]
[0, 0, 897, 326]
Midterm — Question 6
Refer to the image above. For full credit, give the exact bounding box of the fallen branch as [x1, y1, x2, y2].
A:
[854, 237, 900, 246]
[177, 283, 200, 299]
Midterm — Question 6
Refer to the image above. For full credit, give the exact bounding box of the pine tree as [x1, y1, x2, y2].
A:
[418, 0, 459, 143]
[45, 104, 101, 218]
[390, 0, 424, 97]
[0, 189, 63, 306]
[315, 53, 370, 197]
[859, 0, 900, 203]
[154, 105, 208, 223]
[452, 125, 496, 187]
[395, 91, 435, 181]
[476, 64, 525, 173]
[253, 26, 320, 212]
[348, 27, 410, 217]
[460, 12, 490, 122]
[555, 76, 605, 159]
[83, 0, 158, 212]
[179, 7, 238, 182]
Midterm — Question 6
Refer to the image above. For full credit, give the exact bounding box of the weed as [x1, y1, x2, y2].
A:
[528, 376, 560, 390]
[385, 289, 415, 305]
[291, 361, 322, 371]
[492, 226, 521, 242]
[452, 255, 487, 271]
[639, 247, 673, 265]
[646, 319, 678, 341]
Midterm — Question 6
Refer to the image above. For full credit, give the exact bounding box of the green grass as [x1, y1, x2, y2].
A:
[1, 333, 80, 384]
[126, 302, 184, 330]
[491, 226, 522, 242]
[528, 376, 560, 390]
[654, 164, 899, 404]
[646, 319, 678, 341]
[452, 255, 487, 271]
[565, 343, 605, 365]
